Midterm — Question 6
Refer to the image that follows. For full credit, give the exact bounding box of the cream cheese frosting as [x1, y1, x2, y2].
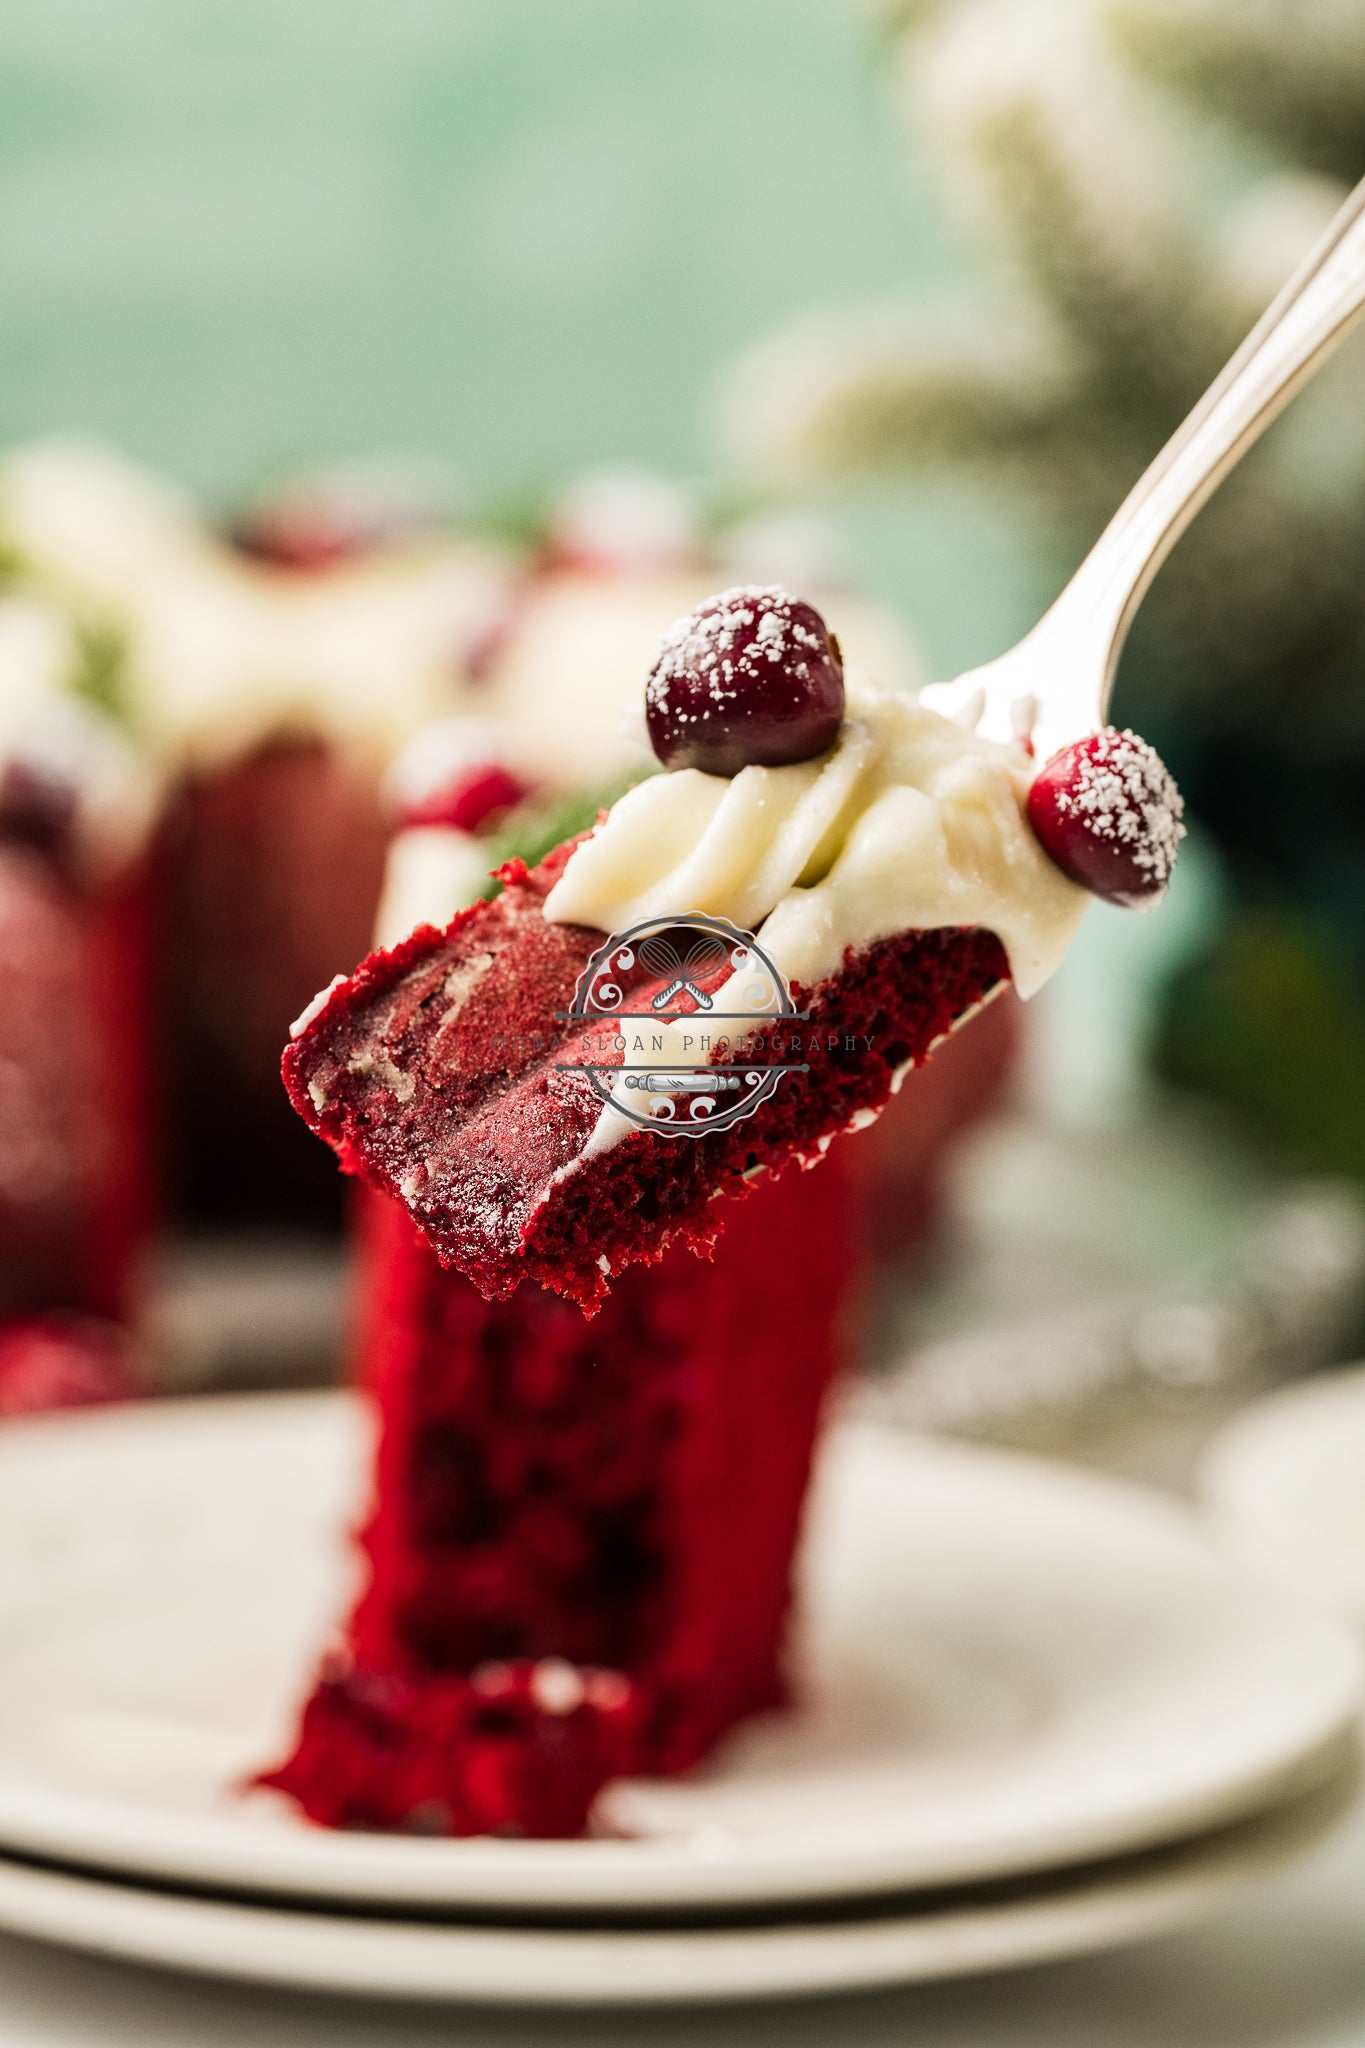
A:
[0, 439, 511, 776]
[543, 674, 1087, 1001]
[542, 672, 1087, 1162]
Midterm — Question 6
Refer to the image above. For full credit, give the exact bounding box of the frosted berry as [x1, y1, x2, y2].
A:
[1027, 727, 1185, 908]
[230, 501, 363, 572]
[645, 585, 845, 777]
[396, 762, 529, 836]
[229, 463, 447, 572]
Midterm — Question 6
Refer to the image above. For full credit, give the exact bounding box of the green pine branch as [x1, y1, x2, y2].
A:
[1107, 0, 1365, 181]
[722, 296, 1077, 485]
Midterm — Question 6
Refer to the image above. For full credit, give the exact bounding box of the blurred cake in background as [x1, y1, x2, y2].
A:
[0, 440, 513, 1221]
[854, 982, 1019, 1270]
[0, 593, 158, 1404]
[0, 444, 934, 1231]
[0, 438, 1030, 1802]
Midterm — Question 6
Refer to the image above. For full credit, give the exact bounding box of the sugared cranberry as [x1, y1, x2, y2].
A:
[1027, 727, 1185, 908]
[230, 509, 358, 572]
[645, 585, 845, 777]
[396, 762, 530, 836]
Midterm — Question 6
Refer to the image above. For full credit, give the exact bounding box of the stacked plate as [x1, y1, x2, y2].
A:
[0, 1394, 1359, 2008]
[1203, 1362, 1365, 1630]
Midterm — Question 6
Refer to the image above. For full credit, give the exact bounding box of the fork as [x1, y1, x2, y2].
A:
[920, 175, 1365, 764]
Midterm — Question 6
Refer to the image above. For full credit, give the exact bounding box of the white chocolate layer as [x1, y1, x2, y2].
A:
[374, 826, 493, 950]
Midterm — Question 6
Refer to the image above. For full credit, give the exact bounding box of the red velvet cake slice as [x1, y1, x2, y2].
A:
[264, 737, 860, 1837]
[261, 1159, 854, 1836]
[0, 597, 159, 1325]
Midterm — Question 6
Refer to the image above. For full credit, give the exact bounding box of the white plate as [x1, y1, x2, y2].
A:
[0, 1394, 1358, 1914]
[1203, 1364, 1365, 1628]
[0, 1765, 1353, 2008]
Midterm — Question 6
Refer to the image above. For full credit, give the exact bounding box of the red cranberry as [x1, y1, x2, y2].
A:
[1027, 727, 1185, 908]
[645, 585, 845, 777]
[229, 504, 361, 572]
[397, 762, 529, 836]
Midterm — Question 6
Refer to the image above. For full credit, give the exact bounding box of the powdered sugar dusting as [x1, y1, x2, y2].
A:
[647, 585, 823, 722]
[1051, 728, 1185, 886]
[643, 583, 845, 777]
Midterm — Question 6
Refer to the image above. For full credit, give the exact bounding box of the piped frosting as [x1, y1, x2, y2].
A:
[544, 675, 1088, 1001]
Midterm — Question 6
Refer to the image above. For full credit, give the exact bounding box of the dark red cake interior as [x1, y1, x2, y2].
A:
[283, 840, 1008, 1310]
[260, 1160, 854, 1836]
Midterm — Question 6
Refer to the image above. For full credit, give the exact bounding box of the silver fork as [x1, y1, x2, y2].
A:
[920, 176, 1365, 764]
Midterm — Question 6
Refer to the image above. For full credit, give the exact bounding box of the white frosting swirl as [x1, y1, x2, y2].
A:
[543, 676, 1087, 1001]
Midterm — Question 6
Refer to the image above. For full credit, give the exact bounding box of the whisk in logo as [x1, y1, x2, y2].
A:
[557, 912, 806, 1137]
[635, 928, 729, 1012]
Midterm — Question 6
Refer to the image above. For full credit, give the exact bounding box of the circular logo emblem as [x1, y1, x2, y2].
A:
[558, 912, 804, 1138]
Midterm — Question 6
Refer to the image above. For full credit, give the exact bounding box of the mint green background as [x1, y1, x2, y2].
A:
[0, 0, 1043, 672]
[0, 3, 924, 491]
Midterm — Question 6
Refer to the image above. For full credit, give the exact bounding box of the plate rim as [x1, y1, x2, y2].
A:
[1201, 1362, 1365, 1621]
[0, 1756, 1352, 2008]
[0, 1391, 1360, 1914]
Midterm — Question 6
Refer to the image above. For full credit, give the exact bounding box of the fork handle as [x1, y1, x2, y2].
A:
[1048, 173, 1365, 717]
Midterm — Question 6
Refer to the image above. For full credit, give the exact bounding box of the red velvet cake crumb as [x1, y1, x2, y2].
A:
[260, 1655, 644, 1837]
[282, 838, 1007, 1310]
